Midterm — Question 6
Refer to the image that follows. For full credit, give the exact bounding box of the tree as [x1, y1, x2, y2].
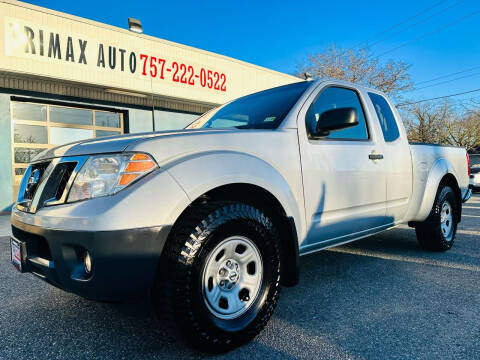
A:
[405, 101, 480, 151]
[443, 113, 480, 152]
[467, 98, 480, 117]
[404, 101, 451, 144]
[297, 45, 413, 99]
[466, 100, 480, 153]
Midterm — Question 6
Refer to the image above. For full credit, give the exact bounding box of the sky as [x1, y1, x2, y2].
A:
[24, 0, 480, 106]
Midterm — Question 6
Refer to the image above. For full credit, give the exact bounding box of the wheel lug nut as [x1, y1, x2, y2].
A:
[226, 260, 232, 267]
[220, 280, 225, 287]
[240, 295, 250, 302]
[219, 268, 227, 276]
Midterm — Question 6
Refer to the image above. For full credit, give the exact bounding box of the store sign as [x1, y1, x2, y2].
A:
[1, 5, 295, 104]
[3, 17, 229, 95]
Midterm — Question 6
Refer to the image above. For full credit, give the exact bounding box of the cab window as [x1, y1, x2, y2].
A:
[368, 92, 400, 142]
[306, 87, 369, 140]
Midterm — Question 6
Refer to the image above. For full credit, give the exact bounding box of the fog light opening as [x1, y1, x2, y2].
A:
[84, 251, 92, 274]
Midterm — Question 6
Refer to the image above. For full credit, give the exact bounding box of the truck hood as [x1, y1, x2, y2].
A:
[33, 129, 234, 161]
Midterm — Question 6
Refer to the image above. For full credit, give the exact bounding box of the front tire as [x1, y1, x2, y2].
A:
[415, 185, 458, 251]
[154, 201, 281, 353]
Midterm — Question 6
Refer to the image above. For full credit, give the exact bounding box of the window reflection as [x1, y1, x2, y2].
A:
[12, 102, 46, 122]
[96, 130, 121, 137]
[50, 106, 92, 125]
[96, 112, 121, 128]
[14, 148, 44, 163]
[50, 127, 93, 145]
[14, 124, 48, 144]
[155, 110, 198, 130]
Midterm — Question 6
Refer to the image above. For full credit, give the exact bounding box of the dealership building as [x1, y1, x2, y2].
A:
[0, 0, 299, 212]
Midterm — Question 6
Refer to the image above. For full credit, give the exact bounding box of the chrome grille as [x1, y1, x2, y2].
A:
[23, 162, 51, 200]
[16, 156, 87, 213]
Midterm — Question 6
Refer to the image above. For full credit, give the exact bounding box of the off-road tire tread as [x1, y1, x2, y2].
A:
[415, 185, 458, 252]
[153, 200, 281, 353]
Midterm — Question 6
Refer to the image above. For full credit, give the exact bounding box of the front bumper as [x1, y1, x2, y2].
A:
[463, 187, 473, 202]
[11, 217, 171, 301]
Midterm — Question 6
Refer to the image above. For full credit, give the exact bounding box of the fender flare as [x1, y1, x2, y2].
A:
[164, 150, 305, 244]
[414, 158, 459, 222]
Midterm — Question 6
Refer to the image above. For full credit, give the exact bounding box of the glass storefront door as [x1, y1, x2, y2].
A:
[11, 101, 123, 199]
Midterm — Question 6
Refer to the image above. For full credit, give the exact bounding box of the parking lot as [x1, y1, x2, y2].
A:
[1, 194, 479, 360]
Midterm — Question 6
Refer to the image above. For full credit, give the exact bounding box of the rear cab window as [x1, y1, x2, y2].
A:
[368, 92, 400, 142]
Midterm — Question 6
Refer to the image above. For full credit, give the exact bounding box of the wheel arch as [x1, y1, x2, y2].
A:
[438, 173, 462, 222]
[170, 183, 300, 287]
[412, 158, 462, 223]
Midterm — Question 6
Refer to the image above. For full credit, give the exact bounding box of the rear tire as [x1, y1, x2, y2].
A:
[415, 185, 458, 251]
[153, 201, 281, 353]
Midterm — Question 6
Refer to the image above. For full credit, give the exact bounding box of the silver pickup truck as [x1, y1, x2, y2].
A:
[10, 79, 472, 352]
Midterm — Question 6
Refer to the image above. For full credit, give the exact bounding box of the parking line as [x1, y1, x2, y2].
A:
[457, 229, 480, 236]
[397, 224, 480, 236]
[463, 206, 480, 209]
[462, 214, 480, 218]
[328, 247, 480, 272]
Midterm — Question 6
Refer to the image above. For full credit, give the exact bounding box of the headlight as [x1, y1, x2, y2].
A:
[67, 153, 157, 202]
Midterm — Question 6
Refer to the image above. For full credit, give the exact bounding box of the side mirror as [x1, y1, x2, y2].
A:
[314, 107, 359, 137]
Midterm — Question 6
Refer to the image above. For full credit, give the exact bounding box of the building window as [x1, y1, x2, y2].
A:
[154, 109, 199, 131]
[13, 124, 48, 144]
[11, 101, 123, 199]
[50, 106, 93, 126]
[49, 127, 94, 145]
[11, 102, 46, 122]
[96, 111, 121, 128]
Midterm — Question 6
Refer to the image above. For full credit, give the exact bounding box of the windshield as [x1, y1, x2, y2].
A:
[186, 81, 310, 130]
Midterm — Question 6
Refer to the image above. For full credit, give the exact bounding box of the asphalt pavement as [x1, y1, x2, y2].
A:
[1, 195, 479, 360]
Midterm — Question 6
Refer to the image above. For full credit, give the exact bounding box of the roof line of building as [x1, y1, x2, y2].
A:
[1, 0, 298, 81]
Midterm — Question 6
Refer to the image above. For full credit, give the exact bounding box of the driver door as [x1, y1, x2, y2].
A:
[298, 85, 387, 252]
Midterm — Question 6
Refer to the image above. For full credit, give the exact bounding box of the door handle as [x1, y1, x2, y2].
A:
[369, 153, 384, 160]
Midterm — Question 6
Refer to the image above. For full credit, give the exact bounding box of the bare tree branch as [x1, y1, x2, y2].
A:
[297, 44, 413, 100]
[405, 101, 480, 151]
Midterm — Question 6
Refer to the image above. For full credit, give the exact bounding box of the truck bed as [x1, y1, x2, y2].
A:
[405, 143, 469, 222]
